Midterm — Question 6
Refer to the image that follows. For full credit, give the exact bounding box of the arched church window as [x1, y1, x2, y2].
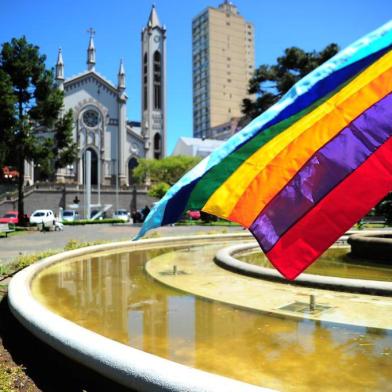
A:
[154, 133, 161, 150]
[154, 133, 161, 159]
[143, 53, 148, 110]
[153, 51, 161, 110]
[153, 51, 161, 66]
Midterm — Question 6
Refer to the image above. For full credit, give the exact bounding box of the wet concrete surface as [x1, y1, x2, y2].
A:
[146, 246, 392, 330]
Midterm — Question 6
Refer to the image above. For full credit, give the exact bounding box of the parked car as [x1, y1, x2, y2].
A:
[113, 209, 130, 222]
[62, 210, 78, 222]
[0, 210, 18, 224]
[29, 209, 55, 228]
[90, 209, 107, 220]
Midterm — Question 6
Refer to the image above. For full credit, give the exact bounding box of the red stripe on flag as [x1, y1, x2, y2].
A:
[265, 137, 392, 280]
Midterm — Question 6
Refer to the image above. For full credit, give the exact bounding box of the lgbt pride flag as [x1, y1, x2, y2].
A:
[136, 21, 392, 280]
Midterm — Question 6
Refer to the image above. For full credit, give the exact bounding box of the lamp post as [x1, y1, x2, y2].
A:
[112, 158, 119, 213]
[131, 185, 137, 212]
[97, 136, 101, 207]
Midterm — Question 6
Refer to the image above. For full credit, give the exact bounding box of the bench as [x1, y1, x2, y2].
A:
[0, 223, 15, 237]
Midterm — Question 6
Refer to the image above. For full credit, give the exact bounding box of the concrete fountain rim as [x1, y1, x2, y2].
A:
[8, 232, 272, 392]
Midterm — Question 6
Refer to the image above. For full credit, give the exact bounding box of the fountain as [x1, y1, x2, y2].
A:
[214, 242, 392, 295]
[348, 231, 392, 261]
[8, 233, 392, 391]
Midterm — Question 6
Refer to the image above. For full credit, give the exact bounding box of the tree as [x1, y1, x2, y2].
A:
[0, 69, 16, 165]
[133, 155, 202, 199]
[241, 44, 339, 123]
[148, 182, 170, 199]
[374, 193, 392, 224]
[0, 37, 77, 224]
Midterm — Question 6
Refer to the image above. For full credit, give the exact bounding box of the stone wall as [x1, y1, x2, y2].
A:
[0, 187, 157, 218]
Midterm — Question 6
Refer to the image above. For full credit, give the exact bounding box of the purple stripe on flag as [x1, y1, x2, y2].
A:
[250, 92, 392, 252]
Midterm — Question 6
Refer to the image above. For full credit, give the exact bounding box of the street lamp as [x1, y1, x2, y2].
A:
[84, 150, 91, 219]
[112, 158, 119, 213]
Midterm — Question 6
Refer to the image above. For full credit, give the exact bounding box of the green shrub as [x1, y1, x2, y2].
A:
[356, 220, 364, 230]
[0, 264, 11, 278]
[14, 250, 58, 270]
[0, 240, 109, 287]
[64, 239, 107, 250]
[144, 231, 161, 239]
[63, 218, 124, 226]
[175, 219, 239, 227]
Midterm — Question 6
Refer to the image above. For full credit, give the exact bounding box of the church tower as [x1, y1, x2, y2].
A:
[141, 5, 166, 159]
[55, 48, 64, 91]
[87, 28, 96, 71]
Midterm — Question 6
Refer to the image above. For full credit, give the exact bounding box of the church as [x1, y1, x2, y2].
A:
[26, 6, 166, 187]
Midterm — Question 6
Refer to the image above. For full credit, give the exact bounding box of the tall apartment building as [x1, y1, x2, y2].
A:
[192, 1, 254, 139]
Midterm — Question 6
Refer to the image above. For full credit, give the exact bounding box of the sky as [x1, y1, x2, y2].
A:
[0, 0, 391, 154]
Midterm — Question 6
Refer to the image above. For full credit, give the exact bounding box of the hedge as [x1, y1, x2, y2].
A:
[63, 219, 126, 225]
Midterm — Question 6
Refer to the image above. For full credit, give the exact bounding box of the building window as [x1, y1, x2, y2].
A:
[143, 53, 148, 110]
[154, 133, 161, 159]
[82, 109, 100, 128]
[153, 51, 162, 110]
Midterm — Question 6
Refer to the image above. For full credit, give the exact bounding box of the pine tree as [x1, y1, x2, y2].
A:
[241, 44, 339, 124]
[0, 36, 77, 224]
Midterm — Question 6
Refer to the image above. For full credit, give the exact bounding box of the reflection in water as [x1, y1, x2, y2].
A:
[32, 246, 392, 391]
[238, 247, 392, 281]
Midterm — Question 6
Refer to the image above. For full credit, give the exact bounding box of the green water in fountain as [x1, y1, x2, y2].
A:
[238, 247, 392, 281]
[31, 243, 392, 391]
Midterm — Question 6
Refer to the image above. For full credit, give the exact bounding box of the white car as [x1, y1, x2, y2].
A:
[113, 209, 130, 222]
[62, 210, 78, 222]
[29, 209, 55, 228]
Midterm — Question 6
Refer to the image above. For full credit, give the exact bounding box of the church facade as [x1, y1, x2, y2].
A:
[27, 6, 166, 187]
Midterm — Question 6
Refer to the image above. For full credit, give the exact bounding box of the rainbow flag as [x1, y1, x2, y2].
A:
[136, 21, 392, 280]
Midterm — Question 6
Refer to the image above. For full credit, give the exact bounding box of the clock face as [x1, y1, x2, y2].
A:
[83, 110, 99, 127]
[154, 35, 160, 43]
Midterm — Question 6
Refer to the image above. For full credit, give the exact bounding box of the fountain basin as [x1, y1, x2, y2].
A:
[8, 234, 267, 392]
[8, 233, 392, 391]
[215, 243, 392, 296]
[348, 231, 392, 261]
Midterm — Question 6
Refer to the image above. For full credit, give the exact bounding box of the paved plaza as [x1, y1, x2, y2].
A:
[0, 224, 243, 264]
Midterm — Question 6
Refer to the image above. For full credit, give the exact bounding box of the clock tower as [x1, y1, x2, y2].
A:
[141, 5, 166, 159]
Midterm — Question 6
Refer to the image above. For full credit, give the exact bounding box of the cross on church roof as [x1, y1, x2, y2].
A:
[87, 28, 96, 38]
